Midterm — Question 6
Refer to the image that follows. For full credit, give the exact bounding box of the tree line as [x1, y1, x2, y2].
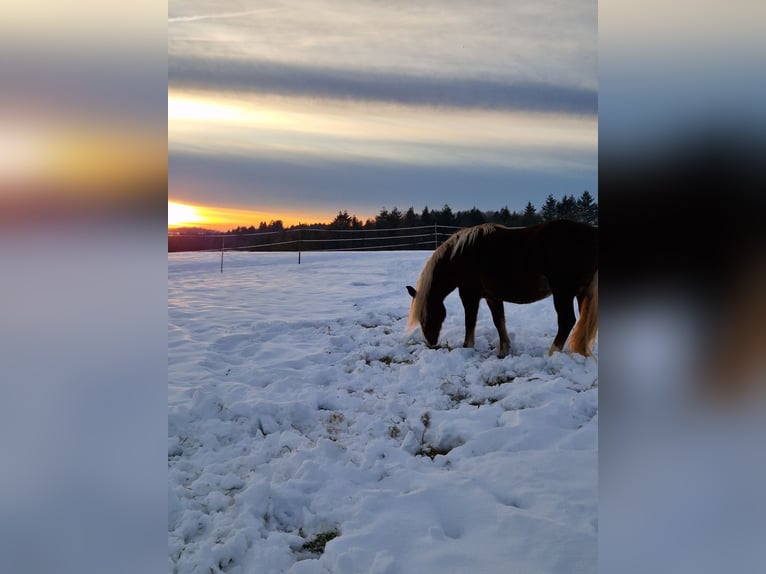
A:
[168, 191, 597, 252]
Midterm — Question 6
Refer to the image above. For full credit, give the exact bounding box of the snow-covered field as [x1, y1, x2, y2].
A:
[168, 251, 598, 574]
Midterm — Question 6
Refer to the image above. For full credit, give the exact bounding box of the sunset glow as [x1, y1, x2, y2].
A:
[168, 1, 597, 232]
[168, 201, 205, 227]
[168, 201, 340, 231]
[169, 90, 597, 168]
[168, 96, 247, 123]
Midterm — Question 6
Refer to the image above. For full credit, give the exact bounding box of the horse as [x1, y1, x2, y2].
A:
[406, 219, 598, 358]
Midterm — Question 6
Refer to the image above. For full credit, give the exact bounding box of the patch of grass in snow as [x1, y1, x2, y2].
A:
[358, 323, 394, 336]
[446, 387, 469, 404]
[469, 397, 500, 407]
[300, 529, 340, 554]
[485, 374, 516, 386]
[214, 558, 234, 572]
[365, 355, 414, 366]
[325, 412, 346, 441]
[413, 411, 458, 459]
[415, 445, 454, 460]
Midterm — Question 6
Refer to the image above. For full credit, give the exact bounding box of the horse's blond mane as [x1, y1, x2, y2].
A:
[407, 224, 501, 332]
[449, 223, 499, 259]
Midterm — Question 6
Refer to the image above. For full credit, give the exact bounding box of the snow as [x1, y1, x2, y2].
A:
[168, 250, 597, 574]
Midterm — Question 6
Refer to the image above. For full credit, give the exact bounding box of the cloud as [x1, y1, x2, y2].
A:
[167, 1, 597, 220]
[168, 10, 269, 24]
[168, 56, 597, 115]
[168, 89, 597, 172]
[168, 151, 597, 219]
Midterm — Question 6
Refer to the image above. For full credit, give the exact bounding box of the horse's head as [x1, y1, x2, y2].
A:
[406, 285, 445, 348]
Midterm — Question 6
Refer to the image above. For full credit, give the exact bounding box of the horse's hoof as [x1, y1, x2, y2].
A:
[547, 344, 562, 356]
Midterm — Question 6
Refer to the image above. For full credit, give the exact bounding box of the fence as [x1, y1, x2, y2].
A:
[168, 224, 465, 270]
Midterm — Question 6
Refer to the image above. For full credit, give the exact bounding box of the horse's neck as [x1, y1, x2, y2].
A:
[430, 266, 457, 302]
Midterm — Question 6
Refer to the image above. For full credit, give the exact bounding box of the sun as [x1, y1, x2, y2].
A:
[168, 201, 204, 227]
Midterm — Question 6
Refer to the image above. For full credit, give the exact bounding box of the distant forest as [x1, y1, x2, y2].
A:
[168, 191, 597, 253]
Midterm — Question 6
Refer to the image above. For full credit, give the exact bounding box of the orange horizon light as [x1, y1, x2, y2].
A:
[168, 201, 206, 228]
[167, 201, 349, 231]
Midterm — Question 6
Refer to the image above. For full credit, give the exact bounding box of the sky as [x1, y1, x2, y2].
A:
[168, 0, 597, 229]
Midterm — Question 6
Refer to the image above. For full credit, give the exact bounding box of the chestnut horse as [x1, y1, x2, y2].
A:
[406, 219, 598, 358]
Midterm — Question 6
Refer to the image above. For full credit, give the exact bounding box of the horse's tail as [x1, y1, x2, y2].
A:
[569, 269, 598, 356]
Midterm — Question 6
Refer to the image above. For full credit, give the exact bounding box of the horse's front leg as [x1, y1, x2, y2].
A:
[459, 287, 480, 349]
[486, 298, 511, 358]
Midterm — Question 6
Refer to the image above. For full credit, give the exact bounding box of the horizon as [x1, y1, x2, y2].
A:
[167, 191, 596, 232]
[167, 200, 340, 230]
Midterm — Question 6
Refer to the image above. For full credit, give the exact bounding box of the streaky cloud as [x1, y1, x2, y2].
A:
[169, 151, 597, 217]
[169, 56, 597, 115]
[168, 10, 269, 23]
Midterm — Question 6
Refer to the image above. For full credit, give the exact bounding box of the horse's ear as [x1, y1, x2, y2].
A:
[406, 285, 417, 298]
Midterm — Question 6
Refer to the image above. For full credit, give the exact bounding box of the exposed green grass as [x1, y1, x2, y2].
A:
[300, 529, 340, 554]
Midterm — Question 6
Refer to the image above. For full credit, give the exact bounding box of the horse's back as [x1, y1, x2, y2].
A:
[466, 220, 597, 301]
[487, 220, 596, 265]
[538, 219, 597, 243]
[536, 220, 598, 288]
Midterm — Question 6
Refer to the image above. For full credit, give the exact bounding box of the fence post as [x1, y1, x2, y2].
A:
[220, 235, 225, 272]
[434, 223, 438, 250]
[298, 228, 301, 264]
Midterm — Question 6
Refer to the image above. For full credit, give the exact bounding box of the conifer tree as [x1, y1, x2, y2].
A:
[389, 206, 403, 228]
[437, 204, 455, 226]
[541, 194, 559, 221]
[557, 194, 579, 221]
[330, 210, 352, 229]
[521, 201, 538, 225]
[403, 206, 419, 227]
[576, 191, 598, 224]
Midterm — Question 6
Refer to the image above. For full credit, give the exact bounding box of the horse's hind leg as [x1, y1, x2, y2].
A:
[549, 291, 577, 355]
[486, 298, 511, 358]
[459, 287, 480, 349]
